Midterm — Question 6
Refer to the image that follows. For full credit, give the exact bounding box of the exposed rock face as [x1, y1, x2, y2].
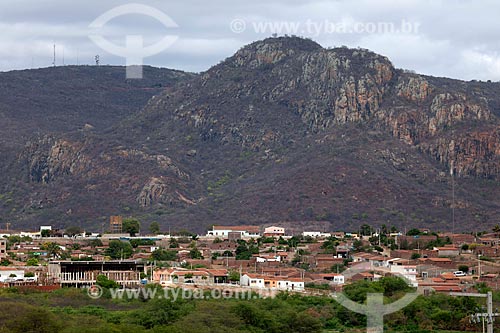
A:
[421, 128, 500, 177]
[137, 177, 194, 207]
[115, 149, 190, 179]
[428, 93, 491, 134]
[396, 76, 431, 103]
[21, 136, 90, 183]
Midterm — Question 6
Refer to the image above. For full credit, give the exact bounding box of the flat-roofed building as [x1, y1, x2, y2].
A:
[207, 226, 261, 239]
[109, 216, 123, 234]
[48, 260, 144, 287]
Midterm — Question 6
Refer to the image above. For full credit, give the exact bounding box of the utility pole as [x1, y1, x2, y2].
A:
[479, 254, 482, 278]
[449, 291, 496, 333]
[53, 44, 56, 67]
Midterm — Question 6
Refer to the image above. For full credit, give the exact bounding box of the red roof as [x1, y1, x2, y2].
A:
[432, 285, 462, 292]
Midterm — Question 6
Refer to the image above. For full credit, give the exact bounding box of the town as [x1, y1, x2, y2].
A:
[2, 215, 500, 298]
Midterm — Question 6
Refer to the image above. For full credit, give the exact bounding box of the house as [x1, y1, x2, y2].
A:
[302, 231, 331, 238]
[259, 267, 303, 278]
[390, 265, 418, 287]
[209, 241, 239, 252]
[478, 237, 500, 247]
[197, 268, 229, 284]
[308, 273, 345, 285]
[446, 233, 476, 246]
[390, 249, 439, 260]
[241, 274, 305, 291]
[435, 247, 460, 257]
[418, 257, 454, 268]
[274, 278, 304, 291]
[207, 226, 261, 239]
[430, 285, 463, 293]
[351, 252, 393, 268]
[315, 255, 344, 270]
[335, 248, 350, 259]
[153, 268, 229, 285]
[332, 232, 345, 239]
[476, 245, 500, 257]
[255, 254, 281, 263]
[351, 272, 380, 282]
[240, 273, 266, 288]
[263, 226, 285, 237]
[396, 235, 437, 247]
[0, 267, 25, 282]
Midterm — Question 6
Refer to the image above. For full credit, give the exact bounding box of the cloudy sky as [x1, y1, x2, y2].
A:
[1, 0, 500, 81]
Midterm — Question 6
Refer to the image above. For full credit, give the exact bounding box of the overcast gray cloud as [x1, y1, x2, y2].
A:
[1, 0, 499, 81]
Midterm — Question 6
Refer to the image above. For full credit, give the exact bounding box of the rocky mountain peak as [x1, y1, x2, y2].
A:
[230, 36, 323, 68]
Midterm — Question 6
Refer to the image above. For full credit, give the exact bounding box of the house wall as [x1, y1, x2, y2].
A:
[0, 239, 6, 259]
[240, 274, 265, 288]
[0, 269, 24, 282]
[277, 280, 304, 291]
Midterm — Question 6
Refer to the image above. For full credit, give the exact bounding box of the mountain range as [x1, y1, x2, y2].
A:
[1, 36, 499, 233]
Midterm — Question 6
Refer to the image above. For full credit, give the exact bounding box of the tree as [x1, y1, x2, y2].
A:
[411, 253, 421, 259]
[150, 221, 160, 235]
[228, 270, 240, 282]
[235, 241, 259, 260]
[360, 224, 372, 236]
[321, 237, 338, 254]
[458, 265, 469, 273]
[96, 274, 119, 288]
[406, 228, 421, 236]
[169, 238, 179, 248]
[189, 247, 203, 259]
[151, 248, 177, 261]
[105, 240, 133, 259]
[287, 236, 300, 248]
[42, 242, 61, 258]
[88, 238, 103, 248]
[41, 229, 51, 237]
[26, 258, 39, 266]
[122, 218, 140, 236]
[25, 272, 35, 278]
[65, 226, 82, 237]
[352, 239, 364, 252]
[0, 258, 11, 266]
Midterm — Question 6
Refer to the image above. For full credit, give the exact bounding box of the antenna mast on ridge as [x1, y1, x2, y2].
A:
[52, 44, 56, 67]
